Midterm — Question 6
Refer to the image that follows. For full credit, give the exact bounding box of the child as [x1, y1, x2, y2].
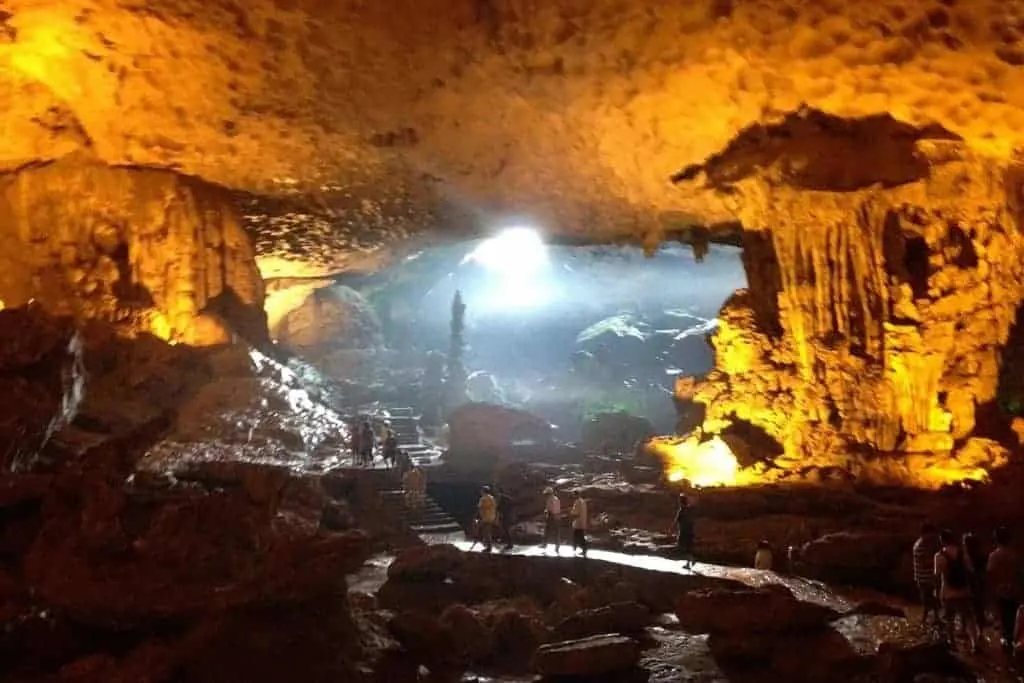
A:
[754, 540, 773, 571]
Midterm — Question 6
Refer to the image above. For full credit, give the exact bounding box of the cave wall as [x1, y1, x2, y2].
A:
[683, 124, 1024, 484]
[0, 159, 266, 345]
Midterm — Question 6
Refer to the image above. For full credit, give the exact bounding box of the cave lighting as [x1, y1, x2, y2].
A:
[466, 226, 548, 274]
[649, 435, 750, 488]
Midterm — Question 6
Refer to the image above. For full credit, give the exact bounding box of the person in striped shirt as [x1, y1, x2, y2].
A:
[913, 522, 942, 626]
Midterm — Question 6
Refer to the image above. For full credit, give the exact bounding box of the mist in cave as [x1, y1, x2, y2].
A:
[328, 230, 746, 438]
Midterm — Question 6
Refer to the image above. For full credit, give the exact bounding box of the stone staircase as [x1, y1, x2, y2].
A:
[384, 407, 438, 463]
[380, 488, 464, 537]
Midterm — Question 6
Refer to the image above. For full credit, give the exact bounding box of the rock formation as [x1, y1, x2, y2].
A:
[6, 0, 1024, 238]
[0, 159, 266, 345]
[673, 110, 1024, 487]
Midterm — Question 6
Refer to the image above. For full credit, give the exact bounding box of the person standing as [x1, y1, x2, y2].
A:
[963, 532, 988, 632]
[913, 522, 942, 627]
[570, 492, 588, 558]
[987, 526, 1021, 652]
[382, 429, 399, 469]
[673, 494, 696, 570]
[477, 486, 498, 553]
[754, 540, 773, 571]
[542, 487, 561, 553]
[496, 488, 515, 551]
[935, 528, 980, 652]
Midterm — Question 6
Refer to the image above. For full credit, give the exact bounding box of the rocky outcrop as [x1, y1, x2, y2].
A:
[6, 0, 1024, 236]
[0, 159, 265, 345]
[275, 285, 383, 358]
[676, 112, 1024, 487]
[533, 634, 642, 679]
[446, 403, 554, 471]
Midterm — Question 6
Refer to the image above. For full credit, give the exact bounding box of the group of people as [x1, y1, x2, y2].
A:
[349, 418, 403, 470]
[473, 486, 590, 555]
[913, 522, 1024, 654]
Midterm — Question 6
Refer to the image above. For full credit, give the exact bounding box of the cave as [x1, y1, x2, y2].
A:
[2, 1, 1024, 681]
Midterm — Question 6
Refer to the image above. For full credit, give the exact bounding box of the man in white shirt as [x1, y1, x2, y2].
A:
[542, 487, 561, 553]
[570, 492, 588, 558]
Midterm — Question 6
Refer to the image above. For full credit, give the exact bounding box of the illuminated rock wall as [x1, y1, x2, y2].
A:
[681, 118, 1024, 485]
[0, 159, 266, 345]
[6, 0, 1024, 235]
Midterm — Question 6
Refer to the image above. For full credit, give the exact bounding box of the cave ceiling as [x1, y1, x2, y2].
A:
[3, 0, 1024, 247]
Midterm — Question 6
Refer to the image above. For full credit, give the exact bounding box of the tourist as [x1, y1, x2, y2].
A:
[496, 488, 515, 551]
[935, 528, 980, 652]
[350, 421, 363, 466]
[963, 532, 988, 632]
[477, 486, 498, 552]
[987, 526, 1021, 652]
[360, 420, 376, 467]
[673, 493, 696, 570]
[913, 522, 942, 627]
[410, 466, 426, 508]
[754, 540, 773, 571]
[542, 486, 561, 553]
[383, 429, 399, 469]
[570, 491, 588, 558]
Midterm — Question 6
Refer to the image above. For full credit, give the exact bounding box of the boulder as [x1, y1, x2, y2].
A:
[582, 412, 654, 454]
[675, 585, 838, 635]
[446, 402, 553, 465]
[275, 285, 382, 355]
[439, 604, 494, 664]
[800, 531, 911, 590]
[554, 601, 651, 641]
[533, 634, 641, 677]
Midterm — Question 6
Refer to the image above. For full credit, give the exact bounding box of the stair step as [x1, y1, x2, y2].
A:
[411, 523, 464, 533]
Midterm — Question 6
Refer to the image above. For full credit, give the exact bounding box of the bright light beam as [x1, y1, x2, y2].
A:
[466, 227, 548, 274]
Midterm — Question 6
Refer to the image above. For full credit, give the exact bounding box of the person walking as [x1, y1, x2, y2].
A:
[570, 492, 588, 558]
[496, 488, 515, 551]
[382, 429, 399, 470]
[987, 526, 1022, 652]
[673, 493, 696, 570]
[913, 522, 942, 627]
[477, 486, 498, 553]
[935, 528, 980, 652]
[542, 487, 561, 553]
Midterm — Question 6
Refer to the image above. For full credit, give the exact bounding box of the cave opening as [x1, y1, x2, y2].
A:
[274, 233, 746, 442]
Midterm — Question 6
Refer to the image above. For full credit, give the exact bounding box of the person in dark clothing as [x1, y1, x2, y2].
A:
[382, 429, 399, 469]
[496, 489, 515, 550]
[963, 532, 988, 630]
[912, 522, 942, 626]
[987, 526, 1022, 651]
[359, 420, 375, 467]
[673, 493, 696, 569]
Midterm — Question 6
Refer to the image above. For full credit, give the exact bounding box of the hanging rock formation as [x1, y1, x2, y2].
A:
[0, 159, 266, 345]
[675, 110, 1024, 487]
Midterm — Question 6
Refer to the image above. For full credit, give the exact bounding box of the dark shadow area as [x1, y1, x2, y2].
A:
[882, 211, 931, 303]
[201, 287, 271, 346]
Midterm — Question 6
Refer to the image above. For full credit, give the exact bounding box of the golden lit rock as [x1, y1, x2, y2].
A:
[6, 1, 1024, 233]
[0, 159, 266, 345]
[676, 113, 1024, 488]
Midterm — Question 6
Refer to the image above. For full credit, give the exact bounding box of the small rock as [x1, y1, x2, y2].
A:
[533, 634, 641, 677]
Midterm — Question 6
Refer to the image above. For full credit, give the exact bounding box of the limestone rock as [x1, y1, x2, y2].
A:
[582, 412, 654, 454]
[675, 585, 838, 635]
[800, 532, 911, 590]
[6, 0, 1024, 235]
[0, 159, 265, 345]
[553, 601, 652, 641]
[532, 634, 641, 678]
[680, 117, 1024, 487]
[274, 285, 382, 357]
[446, 403, 553, 470]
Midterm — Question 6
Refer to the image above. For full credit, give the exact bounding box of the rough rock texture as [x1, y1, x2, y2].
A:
[8, 0, 1024, 238]
[275, 285, 383, 356]
[677, 114, 1024, 486]
[0, 159, 266, 345]
[532, 634, 641, 678]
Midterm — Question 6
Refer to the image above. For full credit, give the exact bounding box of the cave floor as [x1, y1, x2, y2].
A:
[352, 539, 1024, 682]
